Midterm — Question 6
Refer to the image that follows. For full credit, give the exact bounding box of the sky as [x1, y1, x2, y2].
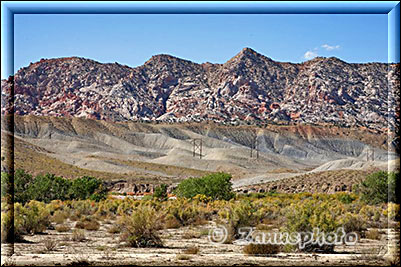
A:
[13, 14, 389, 74]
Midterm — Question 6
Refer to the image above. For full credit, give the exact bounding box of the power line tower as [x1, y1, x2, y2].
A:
[367, 147, 374, 161]
[192, 139, 202, 159]
[250, 135, 259, 159]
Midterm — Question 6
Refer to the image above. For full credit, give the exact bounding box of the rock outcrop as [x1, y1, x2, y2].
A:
[2, 48, 399, 133]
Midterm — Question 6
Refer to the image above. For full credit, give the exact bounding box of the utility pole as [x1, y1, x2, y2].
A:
[192, 139, 202, 159]
[367, 147, 374, 161]
[250, 136, 259, 159]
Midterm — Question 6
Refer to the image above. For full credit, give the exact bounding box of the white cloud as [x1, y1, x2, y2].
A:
[321, 44, 340, 51]
[304, 50, 318, 59]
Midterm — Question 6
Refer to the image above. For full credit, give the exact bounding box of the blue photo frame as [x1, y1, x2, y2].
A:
[1, 1, 400, 78]
[1, 1, 400, 265]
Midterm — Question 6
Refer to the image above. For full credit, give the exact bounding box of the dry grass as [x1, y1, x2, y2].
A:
[43, 239, 58, 251]
[366, 229, 381, 240]
[182, 230, 201, 239]
[75, 217, 100, 231]
[266, 168, 299, 174]
[88, 155, 210, 179]
[183, 246, 200, 255]
[176, 254, 192, 260]
[253, 168, 378, 194]
[164, 216, 182, 229]
[55, 224, 71, 232]
[51, 210, 68, 224]
[243, 243, 281, 256]
[107, 225, 121, 234]
[71, 229, 86, 242]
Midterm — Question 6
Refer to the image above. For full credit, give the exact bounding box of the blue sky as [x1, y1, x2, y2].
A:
[14, 14, 389, 73]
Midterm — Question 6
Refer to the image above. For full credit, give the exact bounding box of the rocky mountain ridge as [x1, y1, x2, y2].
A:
[2, 48, 399, 132]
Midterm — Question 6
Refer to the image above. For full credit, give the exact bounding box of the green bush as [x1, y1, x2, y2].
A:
[69, 176, 107, 201]
[27, 174, 72, 203]
[14, 169, 34, 204]
[175, 172, 234, 200]
[1, 171, 13, 199]
[8, 169, 108, 203]
[335, 192, 357, 204]
[358, 171, 399, 205]
[153, 184, 168, 201]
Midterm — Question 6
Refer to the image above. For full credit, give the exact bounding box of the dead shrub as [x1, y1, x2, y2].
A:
[71, 229, 86, 242]
[243, 243, 281, 256]
[183, 246, 200, 254]
[107, 225, 121, 234]
[43, 239, 58, 251]
[55, 224, 71, 232]
[365, 229, 381, 240]
[75, 217, 100, 231]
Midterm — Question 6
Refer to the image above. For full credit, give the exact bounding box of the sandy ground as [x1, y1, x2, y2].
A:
[1, 220, 399, 266]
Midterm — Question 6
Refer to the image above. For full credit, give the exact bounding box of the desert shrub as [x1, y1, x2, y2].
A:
[71, 229, 86, 242]
[176, 254, 192, 260]
[1, 208, 16, 242]
[337, 212, 366, 237]
[75, 216, 100, 231]
[387, 203, 400, 221]
[365, 229, 381, 240]
[11, 201, 51, 241]
[119, 205, 163, 248]
[153, 184, 168, 201]
[334, 192, 357, 204]
[357, 171, 399, 205]
[164, 199, 203, 227]
[51, 210, 69, 224]
[243, 243, 281, 255]
[55, 224, 71, 232]
[183, 246, 199, 254]
[95, 199, 119, 218]
[182, 230, 201, 239]
[18, 200, 51, 235]
[107, 225, 121, 234]
[282, 199, 342, 252]
[43, 239, 58, 251]
[83, 220, 100, 231]
[192, 194, 213, 204]
[219, 200, 257, 242]
[47, 200, 65, 214]
[175, 172, 234, 200]
[163, 215, 181, 229]
[116, 198, 137, 216]
[70, 200, 97, 217]
[372, 209, 381, 222]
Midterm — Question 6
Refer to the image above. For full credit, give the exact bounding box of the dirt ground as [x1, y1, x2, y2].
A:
[1, 219, 399, 266]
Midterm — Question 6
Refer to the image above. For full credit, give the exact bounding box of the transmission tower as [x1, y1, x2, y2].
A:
[250, 136, 259, 159]
[367, 147, 374, 161]
[192, 139, 202, 159]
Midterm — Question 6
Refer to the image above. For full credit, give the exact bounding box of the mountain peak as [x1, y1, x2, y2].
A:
[237, 47, 261, 57]
[144, 54, 197, 67]
[225, 47, 271, 65]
